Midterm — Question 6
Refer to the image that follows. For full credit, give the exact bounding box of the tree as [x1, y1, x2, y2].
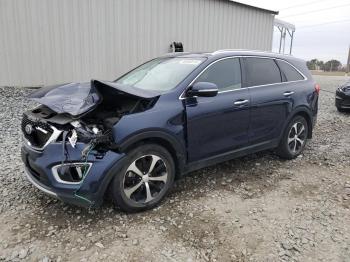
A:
[323, 60, 342, 71]
[306, 59, 317, 70]
[306, 59, 319, 70]
[316, 60, 324, 71]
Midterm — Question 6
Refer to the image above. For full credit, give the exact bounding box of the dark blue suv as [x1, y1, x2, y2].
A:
[21, 50, 319, 212]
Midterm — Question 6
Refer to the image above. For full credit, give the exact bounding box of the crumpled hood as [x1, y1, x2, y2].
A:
[28, 82, 100, 117]
[28, 80, 160, 117]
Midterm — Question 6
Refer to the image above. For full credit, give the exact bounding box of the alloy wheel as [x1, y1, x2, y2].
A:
[123, 155, 168, 204]
[287, 122, 306, 154]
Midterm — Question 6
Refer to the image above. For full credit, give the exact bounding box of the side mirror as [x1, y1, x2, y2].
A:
[187, 82, 218, 97]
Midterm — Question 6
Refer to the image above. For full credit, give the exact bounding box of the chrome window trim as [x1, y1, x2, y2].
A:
[52, 162, 93, 185]
[275, 59, 307, 83]
[24, 125, 62, 151]
[196, 89, 218, 92]
[179, 55, 308, 100]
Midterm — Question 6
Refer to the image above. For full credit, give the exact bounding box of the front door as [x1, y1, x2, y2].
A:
[185, 58, 251, 162]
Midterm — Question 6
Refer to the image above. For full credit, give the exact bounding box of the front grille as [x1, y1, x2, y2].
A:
[21, 114, 53, 148]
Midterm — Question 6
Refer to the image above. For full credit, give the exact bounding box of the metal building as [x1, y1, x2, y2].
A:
[0, 0, 278, 86]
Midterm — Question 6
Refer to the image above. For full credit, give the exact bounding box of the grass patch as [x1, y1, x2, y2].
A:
[310, 70, 348, 76]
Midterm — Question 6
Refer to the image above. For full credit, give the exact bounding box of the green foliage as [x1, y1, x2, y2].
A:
[323, 60, 342, 71]
[306, 59, 341, 71]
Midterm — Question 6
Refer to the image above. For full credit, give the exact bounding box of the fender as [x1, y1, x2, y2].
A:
[278, 105, 314, 142]
[116, 129, 187, 173]
[91, 154, 128, 207]
[90, 130, 187, 205]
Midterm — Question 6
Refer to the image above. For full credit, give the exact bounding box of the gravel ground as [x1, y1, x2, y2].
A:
[0, 75, 350, 262]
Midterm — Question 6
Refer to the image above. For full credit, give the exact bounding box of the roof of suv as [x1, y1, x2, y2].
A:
[162, 50, 305, 64]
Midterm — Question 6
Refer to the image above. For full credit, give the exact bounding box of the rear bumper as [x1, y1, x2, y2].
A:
[21, 142, 125, 208]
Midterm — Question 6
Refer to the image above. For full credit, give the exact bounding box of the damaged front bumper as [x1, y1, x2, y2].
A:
[21, 142, 125, 208]
[21, 79, 160, 208]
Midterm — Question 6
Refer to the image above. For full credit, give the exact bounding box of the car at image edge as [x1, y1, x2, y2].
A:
[21, 50, 319, 212]
[335, 80, 350, 111]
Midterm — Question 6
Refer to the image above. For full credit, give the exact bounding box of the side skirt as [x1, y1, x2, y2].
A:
[183, 140, 279, 175]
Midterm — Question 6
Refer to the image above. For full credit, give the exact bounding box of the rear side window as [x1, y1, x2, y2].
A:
[195, 58, 241, 91]
[243, 58, 281, 87]
[276, 60, 305, 82]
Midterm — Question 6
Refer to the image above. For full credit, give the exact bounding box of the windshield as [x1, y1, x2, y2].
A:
[115, 57, 205, 92]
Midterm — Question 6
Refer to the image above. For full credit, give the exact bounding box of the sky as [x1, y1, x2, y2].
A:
[235, 0, 350, 64]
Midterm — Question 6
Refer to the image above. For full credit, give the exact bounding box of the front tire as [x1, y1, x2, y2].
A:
[110, 144, 175, 212]
[337, 106, 345, 112]
[276, 116, 308, 159]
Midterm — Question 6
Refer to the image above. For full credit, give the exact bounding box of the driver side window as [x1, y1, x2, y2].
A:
[195, 58, 242, 91]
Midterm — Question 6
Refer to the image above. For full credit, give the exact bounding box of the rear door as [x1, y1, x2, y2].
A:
[185, 57, 250, 162]
[242, 57, 291, 145]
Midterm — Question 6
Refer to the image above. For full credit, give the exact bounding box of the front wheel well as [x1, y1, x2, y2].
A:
[121, 137, 183, 179]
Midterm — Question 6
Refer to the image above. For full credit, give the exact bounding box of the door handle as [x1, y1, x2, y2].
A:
[234, 99, 249, 105]
[283, 91, 295, 96]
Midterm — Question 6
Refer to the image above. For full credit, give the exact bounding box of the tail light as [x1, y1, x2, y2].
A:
[314, 84, 320, 94]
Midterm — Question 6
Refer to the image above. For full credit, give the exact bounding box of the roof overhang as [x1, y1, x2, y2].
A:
[229, 1, 279, 15]
[274, 18, 296, 31]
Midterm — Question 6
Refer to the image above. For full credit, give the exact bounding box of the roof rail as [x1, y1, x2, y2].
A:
[212, 49, 291, 56]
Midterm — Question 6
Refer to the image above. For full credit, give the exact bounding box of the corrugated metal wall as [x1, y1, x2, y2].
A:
[0, 0, 275, 86]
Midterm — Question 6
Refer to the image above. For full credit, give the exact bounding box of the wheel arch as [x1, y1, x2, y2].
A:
[117, 131, 187, 178]
[294, 111, 313, 139]
[284, 107, 314, 139]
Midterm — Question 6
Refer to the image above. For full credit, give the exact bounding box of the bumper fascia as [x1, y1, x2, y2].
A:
[21, 142, 125, 208]
[335, 90, 350, 109]
[24, 167, 58, 197]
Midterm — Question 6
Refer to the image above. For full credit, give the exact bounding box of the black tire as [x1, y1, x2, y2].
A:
[110, 144, 175, 212]
[337, 106, 345, 112]
[276, 116, 308, 159]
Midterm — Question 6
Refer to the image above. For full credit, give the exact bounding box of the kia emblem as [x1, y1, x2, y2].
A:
[25, 124, 33, 134]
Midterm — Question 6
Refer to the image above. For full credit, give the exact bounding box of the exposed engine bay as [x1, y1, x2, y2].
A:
[22, 80, 159, 155]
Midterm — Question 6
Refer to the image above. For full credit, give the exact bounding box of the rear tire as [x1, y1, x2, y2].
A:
[276, 116, 308, 159]
[110, 144, 175, 212]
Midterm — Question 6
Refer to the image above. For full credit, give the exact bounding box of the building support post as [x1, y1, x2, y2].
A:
[287, 29, 294, 55]
[346, 45, 350, 75]
[282, 28, 286, 54]
[274, 19, 295, 55]
[278, 27, 283, 53]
